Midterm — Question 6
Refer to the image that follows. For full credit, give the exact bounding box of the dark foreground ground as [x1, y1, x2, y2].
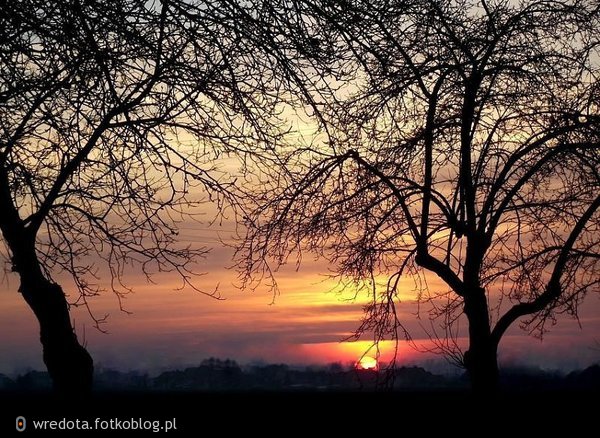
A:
[1, 389, 598, 436]
[2, 363, 599, 434]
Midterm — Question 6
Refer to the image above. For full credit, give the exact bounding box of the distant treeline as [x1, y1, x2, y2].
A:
[2, 359, 599, 392]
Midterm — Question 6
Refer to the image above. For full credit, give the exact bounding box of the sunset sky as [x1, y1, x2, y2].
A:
[1, 1, 599, 381]
[1, 219, 599, 376]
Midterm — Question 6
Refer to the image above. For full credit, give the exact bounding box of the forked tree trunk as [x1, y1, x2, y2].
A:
[463, 289, 499, 392]
[14, 245, 93, 395]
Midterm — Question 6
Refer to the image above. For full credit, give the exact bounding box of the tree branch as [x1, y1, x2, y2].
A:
[491, 193, 600, 345]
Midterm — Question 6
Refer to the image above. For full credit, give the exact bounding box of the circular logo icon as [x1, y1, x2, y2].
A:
[16, 416, 26, 432]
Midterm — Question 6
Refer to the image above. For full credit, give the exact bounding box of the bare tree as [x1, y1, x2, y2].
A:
[238, 0, 600, 390]
[0, 0, 302, 394]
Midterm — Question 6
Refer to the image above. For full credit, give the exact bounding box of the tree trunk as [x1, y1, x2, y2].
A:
[463, 289, 499, 392]
[0, 170, 93, 394]
[19, 277, 94, 395]
[463, 339, 499, 392]
[13, 245, 93, 395]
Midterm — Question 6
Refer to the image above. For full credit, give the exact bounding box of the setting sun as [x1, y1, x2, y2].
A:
[357, 356, 378, 370]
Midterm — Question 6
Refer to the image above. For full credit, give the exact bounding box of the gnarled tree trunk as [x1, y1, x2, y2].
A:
[20, 278, 93, 395]
[12, 239, 93, 395]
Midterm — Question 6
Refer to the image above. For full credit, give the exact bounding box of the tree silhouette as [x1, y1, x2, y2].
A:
[0, 0, 298, 394]
[238, 0, 600, 390]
